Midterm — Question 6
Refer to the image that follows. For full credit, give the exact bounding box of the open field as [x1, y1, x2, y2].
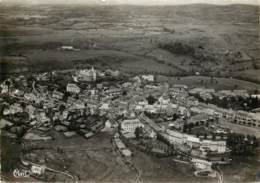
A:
[0, 4, 259, 84]
[158, 75, 260, 92]
[221, 155, 260, 183]
[18, 130, 215, 182]
[131, 150, 216, 183]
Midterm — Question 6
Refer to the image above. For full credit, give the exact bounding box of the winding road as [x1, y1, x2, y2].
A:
[215, 166, 224, 183]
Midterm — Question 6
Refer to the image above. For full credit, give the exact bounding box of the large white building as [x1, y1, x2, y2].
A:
[162, 129, 228, 154]
[66, 83, 80, 94]
[141, 75, 154, 82]
[78, 67, 97, 81]
[191, 158, 212, 170]
[200, 140, 227, 154]
[121, 118, 144, 134]
[235, 111, 260, 128]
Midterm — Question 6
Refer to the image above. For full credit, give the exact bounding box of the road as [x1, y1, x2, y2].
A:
[215, 166, 224, 183]
[134, 166, 142, 183]
[111, 128, 142, 183]
[57, 146, 112, 152]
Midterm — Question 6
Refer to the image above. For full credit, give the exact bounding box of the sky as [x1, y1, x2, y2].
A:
[1, 0, 259, 5]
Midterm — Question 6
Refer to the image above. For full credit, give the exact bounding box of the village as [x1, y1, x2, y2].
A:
[0, 66, 259, 182]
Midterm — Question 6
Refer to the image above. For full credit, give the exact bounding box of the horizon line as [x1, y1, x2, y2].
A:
[1, 0, 259, 6]
[1, 2, 259, 6]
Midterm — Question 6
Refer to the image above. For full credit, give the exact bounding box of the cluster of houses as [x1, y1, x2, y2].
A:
[119, 112, 230, 172]
[0, 66, 259, 176]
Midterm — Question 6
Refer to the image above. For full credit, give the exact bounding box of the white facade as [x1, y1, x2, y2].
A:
[201, 140, 227, 153]
[3, 103, 23, 115]
[191, 158, 212, 170]
[164, 130, 186, 144]
[121, 119, 144, 133]
[235, 111, 260, 128]
[162, 130, 228, 154]
[142, 75, 154, 82]
[31, 165, 45, 175]
[78, 67, 97, 81]
[67, 83, 80, 94]
[52, 91, 64, 100]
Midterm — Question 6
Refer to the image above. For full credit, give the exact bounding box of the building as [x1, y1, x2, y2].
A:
[169, 85, 188, 98]
[158, 95, 171, 105]
[26, 105, 36, 119]
[114, 138, 126, 150]
[71, 100, 85, 110]
[61, 46, 74, 50]
[191, 158, 212, 170]
[144, 127, 157, 139]
[60, 45, 79, 51]
[43, 101, 55, 109]
[78, 67, 97, 81]
[121, 118, 144, 134]
[0, 82, 9, 94]
[132, 76, 141, 84]
[12, 89, 24, 97]
[66, 83, 80, 94]
[31, 165, 46, 175]
[189, 88, 215, 101]
[36, 72, 49, 81]
[222, 109, 235, 120]
[114, 135, 132, 157]
[250, 113, 260, 128]
[103, 88, 122, 98]
[162, 129, 228, 155]
[121, 149, 132, 157]
[100, 103, 110, 111]
[105, 69, 120, 77]
[234, 111, 260, 128]
[142, 75, 154, 82]
[0, 119, 13, 129]
[163, 130, 186, 145]
[52, 90, 64, 100]
[200, 140, 227, 154]
[3, 103, 23, 115]
[24, 93, 37, 102]
[235, 110, 253, 126]
[36, 111, 50, 123]
[62, 111, 68, 120]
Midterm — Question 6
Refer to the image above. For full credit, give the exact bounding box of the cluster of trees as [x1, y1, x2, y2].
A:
[158, 42, 218, 67]
[182, 121, 210, 134]
[146, 95, 157, 105]
[213, 95, 259, 111]
[137, 141, 174, 157]
[226, 133, 258, 155]
[193, 93, 260, 111]
[1, 138, 22, 173]
[134, 126, 143, 139]
[158, 42, 195, 57]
